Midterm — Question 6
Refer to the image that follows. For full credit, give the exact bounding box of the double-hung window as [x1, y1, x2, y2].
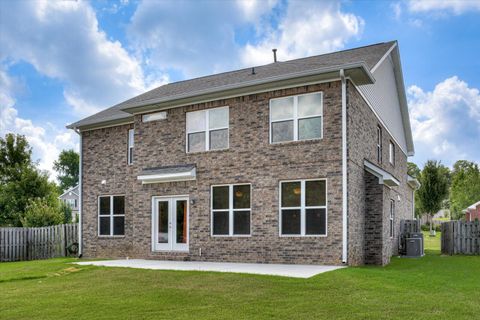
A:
[211, 184, 251, 236]
[270, 92, 323, 143]
[389, 141, 395, 166]
[280, 179, 327, 236]
[377, 126, 382, 163]
[186, 107, 229, 152]
[390, 199, 395, 238]
[98, 195, 125, 236]
[128, 129, 134, 165]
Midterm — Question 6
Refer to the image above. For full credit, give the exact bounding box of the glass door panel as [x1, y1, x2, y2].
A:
[153, 197, 188, 252]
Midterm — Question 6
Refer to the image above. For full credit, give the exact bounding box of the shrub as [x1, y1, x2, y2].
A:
[421, 224, 441, 232]
[21, 198, 64, 227]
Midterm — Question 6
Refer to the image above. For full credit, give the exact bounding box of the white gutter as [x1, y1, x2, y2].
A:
[74, 129, 83, 257]
[340, 69, 348, 264]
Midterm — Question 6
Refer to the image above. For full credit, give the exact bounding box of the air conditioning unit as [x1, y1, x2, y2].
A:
[405, 238, 422, 257]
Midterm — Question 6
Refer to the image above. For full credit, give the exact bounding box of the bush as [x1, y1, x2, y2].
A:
[421, 224, 441, 232]
[21, 198, 64, 227]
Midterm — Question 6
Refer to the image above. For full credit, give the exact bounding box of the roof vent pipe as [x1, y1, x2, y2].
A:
[251, 67, 255, 75]
[272, 48, 277, 62]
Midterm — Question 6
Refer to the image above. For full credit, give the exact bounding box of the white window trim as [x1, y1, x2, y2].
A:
[186, 106, 229, 153]
[390, 199, 395, 238]
[211, 183, 252, 237]
[279, 178, 328, 237]
[269, 92, 323, 144]
[377, 125, 382, 163]
[98, 195, 125, 237]
[389, 141, 395, 165]
[128, 129, 134, 165]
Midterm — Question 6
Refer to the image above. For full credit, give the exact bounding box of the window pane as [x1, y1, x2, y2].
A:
[233, 210, 250, 235]
[158, 201, 169, 243]
[113, 216, 125, 235]
[209, 107, 229, 129]
[99, 197, 110, 215]
[176, 200, 187, 244]
[272, 120, 293, 143]
[212, 186, 229, 209]
[188, 132, 206, 152]
[271, 97, 294, 121]
[305, 208, 326, 235]
[186, 110, 206, 132]
[213, 211, 229, 235]
[113, 196, 125, 215]
[99, 217, 110, 235]
[128, 129, 134, 146]
[281, 209, 301, 235]
[298, 117, 322, 140]
[281, 182, 301, 207]
[305, 180, 326, 206]
[298, 93, 322, 117]
[128, 147, 133, 164]
[210, 129, 228, 150]
[233, 185, 250, 209]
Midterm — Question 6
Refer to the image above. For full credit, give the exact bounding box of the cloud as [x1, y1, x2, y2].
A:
[408, 76, 480, 166]
[408, 0, 480, 15]
[240, 0, 364, 66]
[0, 66, 77, 179]
[0, 0, 159, 117]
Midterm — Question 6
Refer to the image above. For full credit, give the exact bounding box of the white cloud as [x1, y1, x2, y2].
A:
[408, 0, 480, 15]
[391, 2, 402, 20]
[240, 0, 364, 66]
[0, 0, 159, 117]
[408, 76, 480, 166]
[0, 67, 77, 179]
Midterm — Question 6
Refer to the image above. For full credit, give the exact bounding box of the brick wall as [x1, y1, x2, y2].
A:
[81, 81, 346, 265]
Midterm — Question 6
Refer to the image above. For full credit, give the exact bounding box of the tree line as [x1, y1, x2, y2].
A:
[408, 159, 480, 230]
[0, 133, 79, 227]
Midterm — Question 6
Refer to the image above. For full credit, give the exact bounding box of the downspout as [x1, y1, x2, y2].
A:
[74, 128, 83, 258]
[340, 69, 348, 264]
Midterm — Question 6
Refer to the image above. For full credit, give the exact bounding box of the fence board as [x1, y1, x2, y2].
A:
[442, 221, 480, 255]
[0, 224, 78, 262]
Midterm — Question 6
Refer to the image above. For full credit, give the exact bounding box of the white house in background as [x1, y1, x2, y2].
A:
[58, 185, 79, 221]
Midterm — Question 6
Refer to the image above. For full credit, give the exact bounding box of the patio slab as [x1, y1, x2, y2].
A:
[75, 259, 345, 278]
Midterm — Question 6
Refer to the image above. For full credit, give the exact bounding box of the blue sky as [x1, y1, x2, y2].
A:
[1, 0, 479, 179]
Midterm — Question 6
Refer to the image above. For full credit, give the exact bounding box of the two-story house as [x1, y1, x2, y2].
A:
[58, 184, 79, 222]
[68, 41, 418, 266]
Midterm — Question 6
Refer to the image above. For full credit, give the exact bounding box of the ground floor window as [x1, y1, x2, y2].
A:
[280, 179, 327, 236]
[98, 195, 125, 236]
[211, 184, 251, 236]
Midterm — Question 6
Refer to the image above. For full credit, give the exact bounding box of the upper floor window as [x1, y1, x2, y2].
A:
[186, 107, 229, 153]
[65, 198, 77, 209]
[280, 179, 327, 236]
[128, 129, 134, 165]
[376, 125, 382, 163]
[389, 141, 395, 166]
[270, 92, 323, 143]
[211, 184, 251, 236]
[390, 199, 395, 238]
[98, 195, 125, 236]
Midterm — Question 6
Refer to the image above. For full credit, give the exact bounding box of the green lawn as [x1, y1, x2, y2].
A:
[1, 235, 478, 320]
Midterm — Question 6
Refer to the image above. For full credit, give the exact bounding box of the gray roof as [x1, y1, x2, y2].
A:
[68, 41, 395, 130]
[138, 164, 196, 176]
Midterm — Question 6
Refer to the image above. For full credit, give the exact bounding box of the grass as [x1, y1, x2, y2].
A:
[1, 235, 479, 320]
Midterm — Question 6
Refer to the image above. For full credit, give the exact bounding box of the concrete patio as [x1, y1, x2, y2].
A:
[75, 259, 345, 278]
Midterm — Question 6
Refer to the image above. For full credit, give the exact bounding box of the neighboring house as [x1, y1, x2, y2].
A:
[58, 185, 79, 221]
[68, 41, 418, 266]
[464, 201, 480, 222]
[420, 209, 450, 226]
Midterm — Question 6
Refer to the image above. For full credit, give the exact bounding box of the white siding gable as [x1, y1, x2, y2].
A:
[357, 55, 408, 154]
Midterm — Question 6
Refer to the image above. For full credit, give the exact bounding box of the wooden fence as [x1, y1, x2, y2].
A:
[441, 221, 480, 255]
[0, 224, 78, 262]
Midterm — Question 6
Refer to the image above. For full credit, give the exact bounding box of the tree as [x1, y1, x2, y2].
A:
[450, 160, 480, 219]
[21, 198, 64, 227]
[407, 162, 421, 178]
[0, 134, 60, 226]
[417, 160, 450, 234]
[53, 149, 79, 192]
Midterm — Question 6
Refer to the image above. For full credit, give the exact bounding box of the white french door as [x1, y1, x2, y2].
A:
[152, 196, 189, 252]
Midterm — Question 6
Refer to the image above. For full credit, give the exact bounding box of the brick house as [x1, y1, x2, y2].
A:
[68, 41, 418, 266]
[465, 201, 480, 222]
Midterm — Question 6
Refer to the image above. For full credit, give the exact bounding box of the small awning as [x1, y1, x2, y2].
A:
[364, 160, 400, 187]
[407, 175, 421, 190]
[137, 164, 196, 184]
